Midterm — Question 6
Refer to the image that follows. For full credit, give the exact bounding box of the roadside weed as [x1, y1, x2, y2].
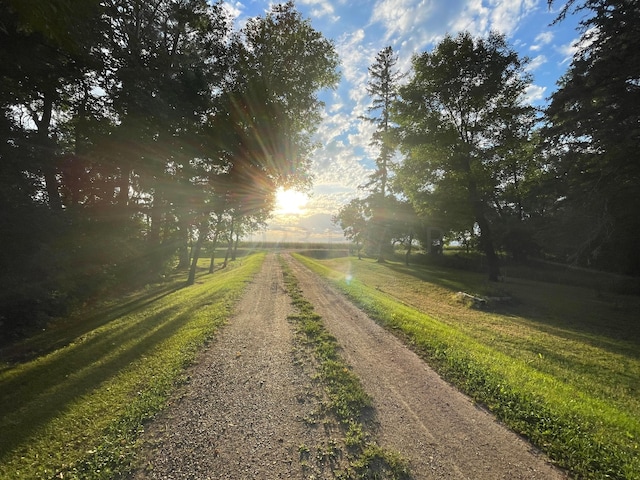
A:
[280, 257, 410, 480]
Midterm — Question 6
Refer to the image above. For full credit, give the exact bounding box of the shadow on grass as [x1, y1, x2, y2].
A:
[0, 280, 186, 366]
[0, 283, 222, 461]
[380, 260, 640, 360]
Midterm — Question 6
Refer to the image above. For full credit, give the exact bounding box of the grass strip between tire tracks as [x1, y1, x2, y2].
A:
[0, 254, 264, 479]
[279, 256, 410, 479]
[293, 253, 640, 480]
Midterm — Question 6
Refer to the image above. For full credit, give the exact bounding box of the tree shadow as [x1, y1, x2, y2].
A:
[379, 260, 640, 360]
[0, 283, 221, 460]
[0, 280, 185, 366]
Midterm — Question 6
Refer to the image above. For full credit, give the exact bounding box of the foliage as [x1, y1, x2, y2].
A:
[543, 0, 640, 273]
[333, 198, 371, 258]
[394, 31, 536, 280]
[360, 46, 402, 197]
[0, 0, 339, 337]
[358, 47, 403, 263]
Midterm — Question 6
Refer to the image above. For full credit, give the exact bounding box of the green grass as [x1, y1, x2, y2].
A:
[295, 253, 640, 480]
[0, 254, 264, 479]
[279, 257, 409, 480]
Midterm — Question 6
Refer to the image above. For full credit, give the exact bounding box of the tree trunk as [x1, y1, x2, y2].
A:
[405, 233, 413, 266]
[223, 216, 235, 268]
[149, 185, 163, 247]
[223, 240, 231, 267]
[464, 154, 500, 281]
[232, 232, 240, 261]
[37, 89, 62, 211]
[187, 220, 208, 286]
[176, 217, 190, 270]
[474, 210, 500, 281]
[208, 232, 219, 274]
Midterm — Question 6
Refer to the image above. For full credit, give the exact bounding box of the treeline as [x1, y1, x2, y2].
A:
[335, 0, 640, 281]
[0, 0, 339, 341]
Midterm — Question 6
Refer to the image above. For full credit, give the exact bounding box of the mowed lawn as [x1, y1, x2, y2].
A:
[296, 253, 640, 480]
[0, 254, 264, 479]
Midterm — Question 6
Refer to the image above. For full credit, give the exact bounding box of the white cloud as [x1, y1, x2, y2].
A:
[523, 84, 547, 105]
[221, 1, 244, 24]
[557, 38, 579, 65]
[252, 0, 578, 241]
[336, 29, 371, 86]
[369, 0, 462, 48]
[557, 26, 595, 65]
[526, 54, 547, 72]
[530, 31, 554, 51]
[298, 0, 340, 21]
[489, 0, 537, 35]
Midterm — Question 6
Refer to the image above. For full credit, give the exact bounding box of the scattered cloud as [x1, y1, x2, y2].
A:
[298, 0, 340, 21]
[523, 84, 547, 104]
[221, 1, 244, 23]
[526, 54, 547, 72]
[489, 0, 537, 36]
[530, 31, 554, 51]
[228, 0, 580, 241]
[557, 38, 579, 65]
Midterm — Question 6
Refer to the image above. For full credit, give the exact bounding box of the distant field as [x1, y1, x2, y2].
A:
[295, 252, 640, 480]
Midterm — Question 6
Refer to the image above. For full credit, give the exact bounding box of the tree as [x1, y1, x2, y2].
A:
[361, 46, 402, 197]
[544, 0, 640, 273]
[102, 0, 232, 272]
[184, 1, 340, 285]
[395, 32, 535, 281]
[386, 198, 421, 266]
[333, 198, 370, 259]
[360, 46, 402, 262]
[237, 1, 340, 187]
[0, 0, 108, 340]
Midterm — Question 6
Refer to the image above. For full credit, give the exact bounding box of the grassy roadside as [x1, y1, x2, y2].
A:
[0, 254, 264, 479]
[279, 256, 409, 479]
[294, 253, 640, 480]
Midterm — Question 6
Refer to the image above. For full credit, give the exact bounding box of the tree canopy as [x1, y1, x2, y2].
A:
[333, 2, 638, 281]
[544, 0, 640, 273]
[0, 0, 339, 340]
[394, 32, 535, 280]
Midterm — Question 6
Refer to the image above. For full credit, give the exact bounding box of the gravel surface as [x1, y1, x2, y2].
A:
[285, 255, 568, 480]
[132, 253, 338, 479]
[131, 253, 569, 479]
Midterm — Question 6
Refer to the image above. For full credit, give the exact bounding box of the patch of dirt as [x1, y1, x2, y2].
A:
[131, 253, 569, 479]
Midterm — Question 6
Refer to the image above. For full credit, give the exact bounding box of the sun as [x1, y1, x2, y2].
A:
[275, 187, 308, 215]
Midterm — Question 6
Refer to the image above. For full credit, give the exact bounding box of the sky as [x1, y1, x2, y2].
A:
[224, 0, 585, 244]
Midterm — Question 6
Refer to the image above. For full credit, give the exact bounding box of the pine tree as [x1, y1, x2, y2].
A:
[361, 46, 402, 262]
[544, 0, 640, 273]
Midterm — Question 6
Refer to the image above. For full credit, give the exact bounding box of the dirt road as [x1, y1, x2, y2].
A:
[132, 253, 567, 479]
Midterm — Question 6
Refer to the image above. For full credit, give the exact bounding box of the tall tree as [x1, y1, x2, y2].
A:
[360, 46, 402, 262]
[361, 46, 402, 196]
[0, 0, 107, 340]
[544, 0, 640, 273]
[395, 32, 535, 281]
[185, 1, 340, 284]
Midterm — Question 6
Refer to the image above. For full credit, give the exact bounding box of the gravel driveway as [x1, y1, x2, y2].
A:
[131, 253, 568, 479]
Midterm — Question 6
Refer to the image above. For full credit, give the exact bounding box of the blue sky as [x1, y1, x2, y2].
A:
[224, 0, 584, 243]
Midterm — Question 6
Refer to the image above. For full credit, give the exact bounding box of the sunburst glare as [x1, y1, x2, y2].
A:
[275, 187, 308, 215]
